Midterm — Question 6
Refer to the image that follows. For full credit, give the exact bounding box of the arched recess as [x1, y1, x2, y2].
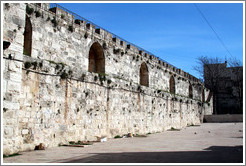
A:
[140, 62, 149, 87]
[169, 75, 175, 94]
[189, 83, 193, 98]
[88, 42, 105, 73]
[202, 89, 205, 102]
[23, 15, 32, 56]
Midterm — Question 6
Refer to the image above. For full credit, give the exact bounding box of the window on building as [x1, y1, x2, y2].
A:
[189, 84, 193, 98]
[88, 42, 105, 74]
[169, 75, 175, 94]
[140, 62, 149, 87]
[23, 15, 32, 56]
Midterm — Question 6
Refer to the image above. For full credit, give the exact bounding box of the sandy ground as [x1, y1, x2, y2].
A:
[3, 123, 244, 163]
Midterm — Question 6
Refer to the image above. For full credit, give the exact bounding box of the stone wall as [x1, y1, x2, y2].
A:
[2, 3, 213, 155]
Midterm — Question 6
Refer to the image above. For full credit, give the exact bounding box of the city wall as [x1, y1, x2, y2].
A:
[2, 3, 213, 155]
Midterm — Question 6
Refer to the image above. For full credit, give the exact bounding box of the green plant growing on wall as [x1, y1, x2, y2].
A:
[24, 61, 32, 69]
[38, 62, 43, 68]
[98, 73, 106, 82]
[60, 71, 68, 79]
[3, 108, 7, 113]
[5, 3, 10, 10]
[35, 11, 41, 17]
[46, 16, 50, 21]
[107, 79, 112, 85]
[23, 50, 31, 56]
[61, 14, 65, 19]
[68, 70, 73, 77]
[74, 19, 80, 25]
[3, 153, 21, 158]
[55, 64, 60, 70]
[31, 61, 37, 70]
[26, 5, 34, 15]
[51, 17, 58, 27]
[114, 135, 121, 139]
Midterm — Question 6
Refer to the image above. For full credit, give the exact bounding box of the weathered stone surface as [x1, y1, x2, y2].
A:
[2, 3, 213, 156]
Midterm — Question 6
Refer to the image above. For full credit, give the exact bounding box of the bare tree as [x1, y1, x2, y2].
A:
[193, 56, 243, 114]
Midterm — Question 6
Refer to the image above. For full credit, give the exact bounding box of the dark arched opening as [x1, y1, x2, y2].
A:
[88, 42, 105, 73]
[140, 62, 149, 87]
[23, 15, 32, 56]
[189, 84, 193, 98]
[169, 75, 175, 94]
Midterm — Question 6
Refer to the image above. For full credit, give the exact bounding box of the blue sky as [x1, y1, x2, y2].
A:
[57, 2, 243, 79]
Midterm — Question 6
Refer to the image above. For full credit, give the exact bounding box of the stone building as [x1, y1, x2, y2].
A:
[2, 3, 213, 155]
[204, 61, 243, 114]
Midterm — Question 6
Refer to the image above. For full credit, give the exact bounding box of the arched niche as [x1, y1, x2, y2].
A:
[189, 83, 193, 98]
[88, 42, 105, 74]
[140, 62, 149, 87]
[23, 15, 32, 56]
[169, 75, 175, 94]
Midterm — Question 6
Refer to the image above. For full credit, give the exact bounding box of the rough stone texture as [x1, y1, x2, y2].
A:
[3, 3, 213, 155]
[204, 62, 243, 114]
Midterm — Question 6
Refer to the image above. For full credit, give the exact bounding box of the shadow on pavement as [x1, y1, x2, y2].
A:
[57, 145, 243, 163]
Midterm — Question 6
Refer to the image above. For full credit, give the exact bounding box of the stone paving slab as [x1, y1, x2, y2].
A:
[3, 123, 244, 163]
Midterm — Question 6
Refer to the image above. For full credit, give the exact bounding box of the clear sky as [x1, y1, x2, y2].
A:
[57, 2, 243, 79]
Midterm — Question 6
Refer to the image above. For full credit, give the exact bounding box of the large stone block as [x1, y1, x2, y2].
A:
[7, 81, 21, 92]
[3, 101, 20, 110]
[9, 72, 22, 82]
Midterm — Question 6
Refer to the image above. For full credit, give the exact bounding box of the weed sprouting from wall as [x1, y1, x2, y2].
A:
[51, 17, 58, 27]
[26, 5, 34, 15]
[35, 11, 41, 17]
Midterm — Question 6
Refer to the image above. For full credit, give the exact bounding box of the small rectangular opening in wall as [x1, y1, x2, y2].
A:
[120, 41, 123, 46]
[75, 19, 83, 25]
[163, 62, 165, 66]
[112, 37, 116, 42]
[145, 53, 147, 57]
[127, 44, 131, 49]
[150, 55, 153, 60]
[139, 50, 142, 55]
[86, 23, 91, 29]
[95, 28, 100, 34]
[159, 60, 161, 64]
[166, 64, 169, 68]
[49, 7, 57, 13]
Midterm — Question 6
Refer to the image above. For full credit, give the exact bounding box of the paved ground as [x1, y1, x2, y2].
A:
[3, 123, 244, 163]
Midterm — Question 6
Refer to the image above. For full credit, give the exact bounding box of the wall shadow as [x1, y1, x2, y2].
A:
[56, 145, 243, 163]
